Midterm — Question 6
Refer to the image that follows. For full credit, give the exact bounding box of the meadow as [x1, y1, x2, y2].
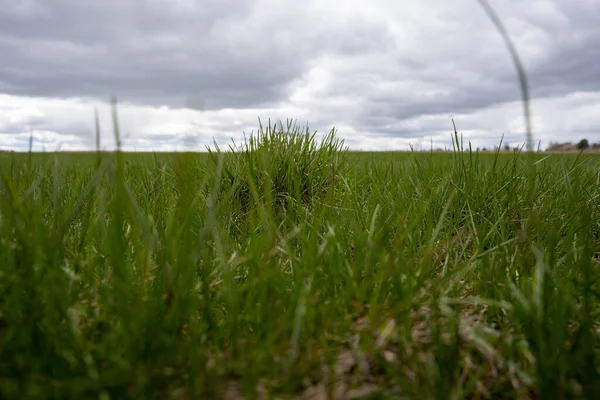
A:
[1, 121, 599, 399]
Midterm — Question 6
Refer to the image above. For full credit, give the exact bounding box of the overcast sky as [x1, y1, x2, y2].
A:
[1, 0, 599, 152]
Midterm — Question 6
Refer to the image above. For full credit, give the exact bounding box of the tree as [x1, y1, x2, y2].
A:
[576, 139, 590, 150]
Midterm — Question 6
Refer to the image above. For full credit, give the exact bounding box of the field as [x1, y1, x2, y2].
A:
[1, 121, 599, 399]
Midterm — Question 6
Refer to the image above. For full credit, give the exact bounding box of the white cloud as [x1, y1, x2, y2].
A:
[2, 90, 600, 152]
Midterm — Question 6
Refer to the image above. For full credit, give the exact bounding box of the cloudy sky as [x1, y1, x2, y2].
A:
[1, 0, 598, 152]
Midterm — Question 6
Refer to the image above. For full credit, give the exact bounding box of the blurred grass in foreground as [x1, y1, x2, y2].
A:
[0, 121, 599, 399]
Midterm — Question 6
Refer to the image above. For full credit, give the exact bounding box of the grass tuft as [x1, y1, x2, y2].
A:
[206, 119, 348, 222]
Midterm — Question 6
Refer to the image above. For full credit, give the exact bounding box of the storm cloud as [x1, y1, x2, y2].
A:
[1, 0, 599, 151]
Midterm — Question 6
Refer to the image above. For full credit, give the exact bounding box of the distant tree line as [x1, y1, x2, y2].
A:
[473, 139, 600, 153]
[546, 139, 600, 152]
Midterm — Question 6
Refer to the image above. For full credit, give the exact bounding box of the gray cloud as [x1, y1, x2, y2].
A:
[1, 0, 599, 151]
[0, 0, 394, 110]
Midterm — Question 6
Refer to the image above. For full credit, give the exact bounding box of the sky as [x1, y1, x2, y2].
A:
[1, 0, 599, 152]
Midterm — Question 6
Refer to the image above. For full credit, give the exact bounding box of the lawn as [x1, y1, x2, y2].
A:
[1, 121, 599, 399]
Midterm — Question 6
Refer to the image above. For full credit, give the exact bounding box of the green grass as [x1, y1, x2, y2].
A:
[1, 121, 599, 399]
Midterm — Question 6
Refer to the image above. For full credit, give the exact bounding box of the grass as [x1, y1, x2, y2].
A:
[1, 119, 599, 399]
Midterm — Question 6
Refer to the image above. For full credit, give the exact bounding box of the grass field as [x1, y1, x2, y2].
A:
[1, 121, 599, 399]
